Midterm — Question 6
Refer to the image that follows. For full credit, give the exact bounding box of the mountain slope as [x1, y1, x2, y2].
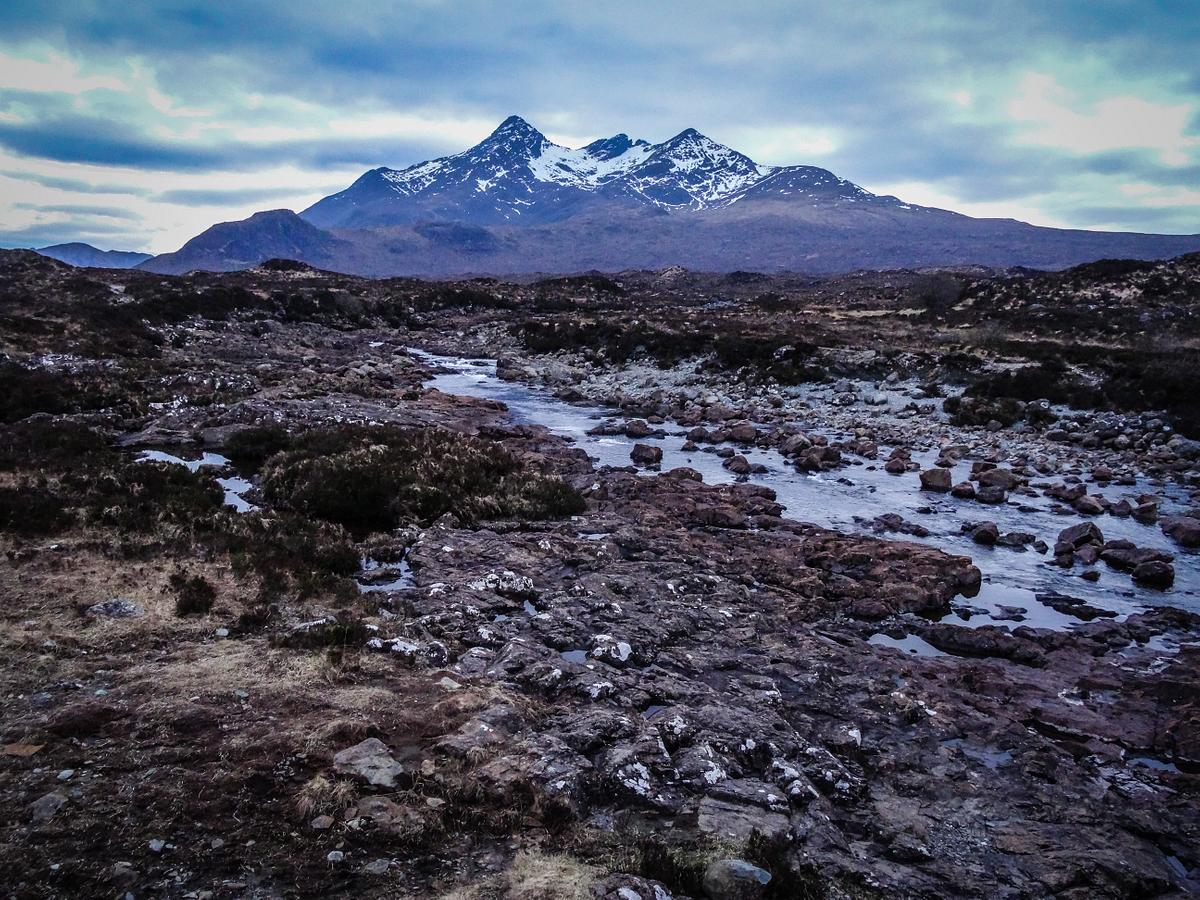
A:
[146, 115, 1200, 276]
[35, 243, 152, 269]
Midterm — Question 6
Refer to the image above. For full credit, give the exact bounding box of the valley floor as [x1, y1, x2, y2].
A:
[0, 251, 1198, 898]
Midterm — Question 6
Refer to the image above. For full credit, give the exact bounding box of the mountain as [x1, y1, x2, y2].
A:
[36, 243, 152, 269]
[140, 116, 1200, 276]
[141, 209, 352, 274]
[301, 115, 887, 229]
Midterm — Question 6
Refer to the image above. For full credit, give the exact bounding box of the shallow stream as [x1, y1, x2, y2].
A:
[415, 350, 1199, 633]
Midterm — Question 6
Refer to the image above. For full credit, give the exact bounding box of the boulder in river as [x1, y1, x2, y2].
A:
[919, 468, 951, 492]
[969, 522, 999, 545]
[1132, 560, 1175, 589]
[977, 468, 1018, 491]
[1058, 522, 1104, 550]
[723, 454, 751, 475]
[1161, 516, 1200, 548]
[951, 481, 976, 499]
[630, 443, 663, 467]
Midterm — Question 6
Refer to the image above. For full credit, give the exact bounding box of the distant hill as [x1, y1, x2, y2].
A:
[139, 210, 352, 275]
[139, 115, 1200, 277]
[36, 242, 152, 269]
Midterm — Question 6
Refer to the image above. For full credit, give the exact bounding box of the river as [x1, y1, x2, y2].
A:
[415, 349, 1199, 633]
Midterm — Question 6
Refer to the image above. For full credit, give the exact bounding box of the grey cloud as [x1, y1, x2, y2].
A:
[14, 202, 142, 220]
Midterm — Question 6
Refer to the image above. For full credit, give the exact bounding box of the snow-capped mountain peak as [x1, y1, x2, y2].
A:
[302, 115, 883, 228]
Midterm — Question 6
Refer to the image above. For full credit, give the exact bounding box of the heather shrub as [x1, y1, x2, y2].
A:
[262, 426, 584, 533]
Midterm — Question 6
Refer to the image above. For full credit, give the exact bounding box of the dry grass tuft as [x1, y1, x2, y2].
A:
[438, 850, 596, 900]
[294, 774, 357, 820]
[505, 850, 597, 900]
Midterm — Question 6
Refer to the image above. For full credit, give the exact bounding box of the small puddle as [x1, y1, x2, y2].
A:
[869, 633, 947, 657]
[137, 449, 229, 472]
[356, 556, 414, 593]
[560, 649, 589, 664]
[137, 449, 257, 512]
[1128, 755, 1182, 774]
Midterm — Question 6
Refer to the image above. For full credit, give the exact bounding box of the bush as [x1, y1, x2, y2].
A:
[0, 362, 142, 423]
[1104, 350, 1200, 437]
[0, 486, 74, 536]
[85, 461, 224, 532]
[170, 572, 217, 616]
[224, 425, 294, 470]
[964, 360, 1102, 408]
[262, 426, 585, 534]
[219, 515, 360, 595]
[0, 420, 114, 471]
[911, 273, 966, 313]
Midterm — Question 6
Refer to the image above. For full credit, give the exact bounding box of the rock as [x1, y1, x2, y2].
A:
[593, 873, 675, 900]
[977, 468, 1018, 490]
[29, 791, 67, 823]
[693, 505, 748, 529]
[148, 839, 166, 853]
[951, 481, 976, 499]
[1098, 543, 1170, 572]
[884, 458, 908, 475]
[1161, 516, 1200, 548]
[996, 531, 1034, 548]
[625, 419, 652, 438]
[1058, 522, 1104, 549]
[327, 850, 345, 864]
[723, 454, 751, 475]
[86, 598, 143, 618]
[919, 468, 951, 492]
[1073, 495, 1106, 516]
[970, 522, 999, 546]
[363, 859, 391, 875]
[332, 738, 404, 788]
[780, 433, 812, 455]
[1132, 560, 1175, 589]
[727, 422, 759, 444]
[975, 485, 1007, 505]
[630, 443, 663, 466]
[702, 859, 771, 900]
[794, 446, 842, 472]
[1132, 501, 1159, 523]
[467, 571, 537, 599]
[1047, 482, 1087, 502]
[109, 861, 138, 887]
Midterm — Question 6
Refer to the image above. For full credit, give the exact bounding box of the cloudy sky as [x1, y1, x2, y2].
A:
[0, 0, 1197, 253]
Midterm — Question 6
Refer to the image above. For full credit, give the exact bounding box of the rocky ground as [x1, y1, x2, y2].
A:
[0, 250, 1198, 899]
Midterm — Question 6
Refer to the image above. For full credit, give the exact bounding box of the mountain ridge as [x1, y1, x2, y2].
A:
[35, 242, 153, 269]
[139, 115, 1200, 277]
[300, 115, 890, 229]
